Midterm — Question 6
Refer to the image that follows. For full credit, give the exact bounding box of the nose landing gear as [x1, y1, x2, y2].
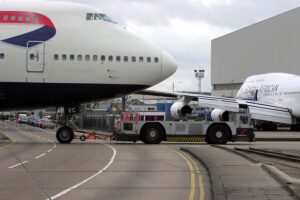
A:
[55, 105, 80, 144]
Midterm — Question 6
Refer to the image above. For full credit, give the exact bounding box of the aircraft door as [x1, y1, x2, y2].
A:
[26, 41, 45, 82]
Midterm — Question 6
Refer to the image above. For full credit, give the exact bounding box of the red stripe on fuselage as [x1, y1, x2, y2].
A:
[0, 11, 55, 28]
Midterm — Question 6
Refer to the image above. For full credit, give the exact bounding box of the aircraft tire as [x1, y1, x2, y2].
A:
[206, 124, 230, 144]
[56, 126, 74, 144]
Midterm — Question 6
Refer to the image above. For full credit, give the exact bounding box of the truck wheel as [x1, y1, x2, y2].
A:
[56, 126, 74, 144]
[141, 124, 163, 144]
[80, 135, 86, 141]
[207, 124, 230, 144]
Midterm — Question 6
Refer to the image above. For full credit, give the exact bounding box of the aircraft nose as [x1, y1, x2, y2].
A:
[161, 50, 178, 80]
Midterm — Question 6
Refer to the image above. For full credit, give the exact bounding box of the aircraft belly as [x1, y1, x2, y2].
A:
[0, 82, 149, 109]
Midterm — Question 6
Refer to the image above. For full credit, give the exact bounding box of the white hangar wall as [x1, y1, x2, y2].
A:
[211, 7, 300, 97]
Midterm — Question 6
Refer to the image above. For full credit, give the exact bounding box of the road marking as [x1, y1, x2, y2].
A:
[174, 150, 195, 200]
[8, 161, 28, 169]
[0, 132, 16, 151]
[165, 147, 205, 200]
[186, 152, 205, 200]
[35, 153, 46, 159]
[47, 143, 117, 200]
[47, 149, 53, 153]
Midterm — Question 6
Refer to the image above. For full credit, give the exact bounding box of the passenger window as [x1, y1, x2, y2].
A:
[25, 16, 30, 21]
[109, 55, 113, 61]
[0, 53, 4, 59]
[18, 16, 23, 21]
[85, 55, 90, 61]
[33, 16, 39, 22]
[139, 57, 144, 62]
[70, 55, 74, 61]
[101, 55, 105, 61]
[3, 15, 8, 21]
[116, 56, 121, 62]
[132, 56, 136, 62]
[78, 55, 82, 61]
[93, 55, 98, 61]
[10, 16, 16, 21]
[62, 54, 67, 61]
[147, 57, 151, 63]
[54, 54, 59, 60]
[124, 56, 128, 62]
[154, 57, 159, 63]
[30, 54, 35, 60]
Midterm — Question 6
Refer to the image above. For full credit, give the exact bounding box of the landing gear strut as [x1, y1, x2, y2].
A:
[55, 105, 80, 144]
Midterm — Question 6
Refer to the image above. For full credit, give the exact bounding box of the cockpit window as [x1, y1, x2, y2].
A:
[86, 13, 94, 21]
[86, 13, 115, 23]
[99, 13, 114, 23]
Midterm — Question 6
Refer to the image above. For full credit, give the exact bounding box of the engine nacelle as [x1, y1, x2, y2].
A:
[170, 102, 192, 120]
[211, 109, 229, 122]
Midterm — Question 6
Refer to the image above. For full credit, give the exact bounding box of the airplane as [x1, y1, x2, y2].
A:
[141, 73, 300, 131]
[0, 0, 177, 143]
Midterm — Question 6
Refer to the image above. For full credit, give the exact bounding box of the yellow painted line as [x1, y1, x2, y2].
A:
[0, 133, 15, 151]
[163, 147, 195, 200]
[176, 150, 196, 200]
[164, 146, 206, 200]
[187, 152, 205, 200]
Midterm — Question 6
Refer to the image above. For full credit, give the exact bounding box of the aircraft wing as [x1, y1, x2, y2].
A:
[138, 90, 293, 124]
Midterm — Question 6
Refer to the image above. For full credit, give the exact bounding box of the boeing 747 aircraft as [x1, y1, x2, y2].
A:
[143, 73, 300, 131]
[0, 1, 177, 143]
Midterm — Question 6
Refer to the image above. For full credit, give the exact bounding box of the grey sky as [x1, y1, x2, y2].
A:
[50, 0, 300, 92]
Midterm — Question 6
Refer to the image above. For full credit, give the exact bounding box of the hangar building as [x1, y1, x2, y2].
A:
[211, 7, 300, 97]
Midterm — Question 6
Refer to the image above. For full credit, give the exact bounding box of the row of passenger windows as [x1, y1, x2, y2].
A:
[0, 53, 160, 63]
[1, 15, 39, 22]
[53, 54, 159, 63]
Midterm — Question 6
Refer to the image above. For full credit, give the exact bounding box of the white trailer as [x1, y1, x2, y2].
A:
[114, 113, 255, 144]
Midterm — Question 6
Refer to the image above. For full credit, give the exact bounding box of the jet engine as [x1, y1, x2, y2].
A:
[211, 109, 229, 122]
[170, 102, 192, 120]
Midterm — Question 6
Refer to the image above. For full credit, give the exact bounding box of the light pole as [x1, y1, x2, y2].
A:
[194, 69, 205, 93]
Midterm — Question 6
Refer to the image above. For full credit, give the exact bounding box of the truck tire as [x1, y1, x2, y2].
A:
[141, 124, 164, 144]
[206, 124, 230, 144]
[80, 135, 86, 141]
[56, 126, 74, 144]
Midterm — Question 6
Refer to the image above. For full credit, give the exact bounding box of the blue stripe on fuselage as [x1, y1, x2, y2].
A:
[2, 25, 56, 47]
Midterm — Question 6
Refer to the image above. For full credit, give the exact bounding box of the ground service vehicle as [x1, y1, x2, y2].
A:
[114, 113, 255, 144]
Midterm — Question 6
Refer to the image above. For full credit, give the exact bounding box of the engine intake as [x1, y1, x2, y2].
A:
[170, 102, 192, 120]
[211, 109, 229, 122]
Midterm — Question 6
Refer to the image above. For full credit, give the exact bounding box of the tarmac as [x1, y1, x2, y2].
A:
[255, 130, 300, 141]
[182, 145, 298, 200]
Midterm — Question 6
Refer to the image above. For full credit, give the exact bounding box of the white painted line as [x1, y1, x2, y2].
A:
[47, 149, 53, 153]
[8, 161, 28, 169]
[47, 143, 117, 200]
[35, 153, 46, 159]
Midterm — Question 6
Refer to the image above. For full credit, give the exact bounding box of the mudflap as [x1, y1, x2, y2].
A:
[235, 128, 255, 142]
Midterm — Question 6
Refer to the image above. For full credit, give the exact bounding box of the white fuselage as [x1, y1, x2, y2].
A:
[236, 73, 300, 118]
[0, 1, 177, 109]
